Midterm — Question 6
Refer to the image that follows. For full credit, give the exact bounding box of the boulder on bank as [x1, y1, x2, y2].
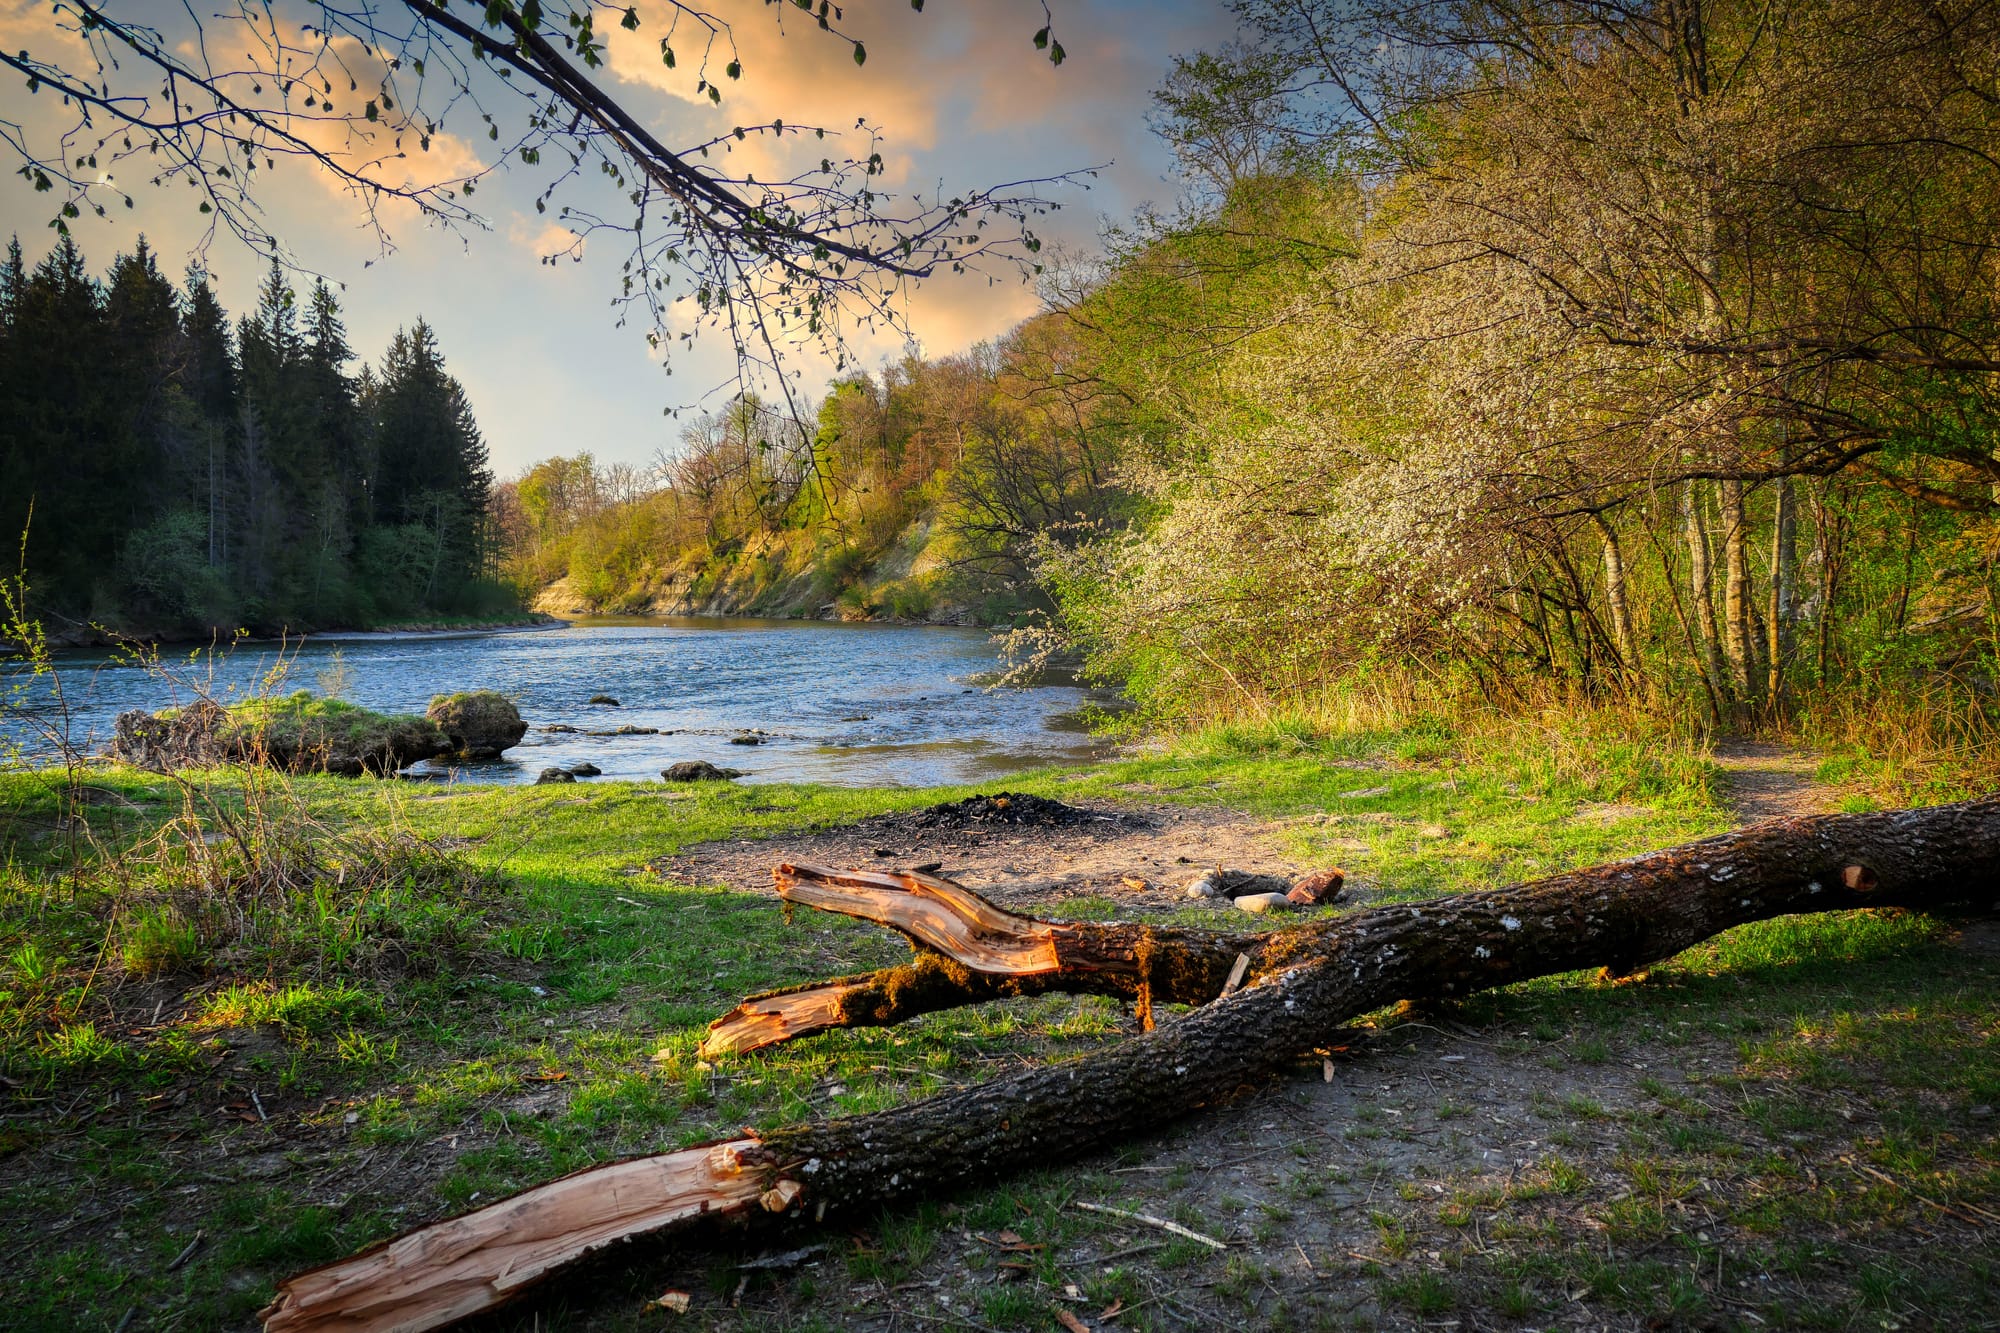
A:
[427, 691, 528, 760]
[536, 768, 576, 785]
[111, 693, 450, 776]
[662, 761, 743, 783]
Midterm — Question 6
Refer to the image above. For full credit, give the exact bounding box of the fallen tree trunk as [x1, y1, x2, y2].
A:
[262, 800, 2000, 1332]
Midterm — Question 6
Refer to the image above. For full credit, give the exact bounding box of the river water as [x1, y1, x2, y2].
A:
[6, 617, 1112, 787]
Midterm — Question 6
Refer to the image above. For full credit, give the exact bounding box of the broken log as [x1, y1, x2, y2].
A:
[704, 863, 1271, 1054]
[261, 800, 2000, 1332]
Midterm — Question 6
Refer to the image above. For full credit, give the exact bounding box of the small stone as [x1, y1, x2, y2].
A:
[728, 733, 763, 745]
[1233, 892, 1297, 914]
[541, 723, 578, 733]
[536, 768, 576, 784]
[1972, 1104, 1994, 1118]
[565, 762, 602, 777]
[1184, 872, 1223, 899]
[587, 695, 620, 706]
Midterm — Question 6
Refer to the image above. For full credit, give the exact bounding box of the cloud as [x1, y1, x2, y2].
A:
[508, 214, 584, 261]
[0, 1, 1240, 471]
[176, 21, 489, 229]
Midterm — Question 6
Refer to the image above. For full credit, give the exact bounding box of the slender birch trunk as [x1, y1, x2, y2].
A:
[1766, 476, 1797, 710]
[1721, 478, 1759, 714]
[1684, 483, 1730, 713]
[1592, 512, 1638, 681]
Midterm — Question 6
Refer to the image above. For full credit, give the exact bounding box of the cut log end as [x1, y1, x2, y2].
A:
[259, 1138, 771, 1333]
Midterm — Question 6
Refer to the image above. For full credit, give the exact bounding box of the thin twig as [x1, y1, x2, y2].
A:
[1071, 1202, 1226, 1249]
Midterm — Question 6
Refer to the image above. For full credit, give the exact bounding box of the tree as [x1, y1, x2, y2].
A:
[0, 231, 501, 627]
[0, 2, 1082, 395]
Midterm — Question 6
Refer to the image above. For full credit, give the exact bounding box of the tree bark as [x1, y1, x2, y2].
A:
[1722, 476, 1759, 713]
[1591, 512, 1638, 680]
[1684, 482, 1731, 715]
[260, 801, 2000, 1333]
[1767, 475, 1797, 711]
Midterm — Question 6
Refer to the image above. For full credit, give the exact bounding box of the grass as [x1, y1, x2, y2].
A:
[0, 707, 1992, 1329]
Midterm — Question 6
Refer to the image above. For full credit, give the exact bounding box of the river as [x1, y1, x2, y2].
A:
[5, 617, 1113, 787]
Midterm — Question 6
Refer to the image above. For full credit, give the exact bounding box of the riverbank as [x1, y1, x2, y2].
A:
[3, 714, 1992, 1331]
[20, 611, 565, 653]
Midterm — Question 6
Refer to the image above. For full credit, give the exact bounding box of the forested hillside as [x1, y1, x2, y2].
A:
[0, 236, 504, 636]
[503, 0, 2000, 758]
[495, 314, 1128, 626]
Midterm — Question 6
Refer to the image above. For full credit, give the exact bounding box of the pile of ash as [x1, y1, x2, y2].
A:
[889, 792, 1144, 831]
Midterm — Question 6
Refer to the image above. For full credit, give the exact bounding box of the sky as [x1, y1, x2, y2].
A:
[0, 1, 1237, 476]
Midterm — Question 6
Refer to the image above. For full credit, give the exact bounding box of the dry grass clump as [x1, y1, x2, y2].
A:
[106, 779, 494, 979]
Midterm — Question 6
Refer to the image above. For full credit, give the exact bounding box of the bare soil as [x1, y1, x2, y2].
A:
[658, 795, 1334, 919]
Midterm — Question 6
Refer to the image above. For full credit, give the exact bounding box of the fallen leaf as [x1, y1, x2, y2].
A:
[1101, 1299, 1126, 1320]
[524, 1071, 568, 1083]
[648, 1289, 692, 1314]
[996, 1230, 1024, 1245]
[1056, 1311, 1090, 1333]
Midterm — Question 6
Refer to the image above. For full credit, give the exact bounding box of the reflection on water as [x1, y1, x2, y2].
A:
[4, 617, 1113, 787]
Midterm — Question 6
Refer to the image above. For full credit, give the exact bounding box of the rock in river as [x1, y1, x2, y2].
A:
[427, 691, 528, 759]
[566, 762, 602, 777]
[110, 694, 449, 776]
[662, 761, 744, 782]
[536, 768, 576, 784]
[587, 694, 620, 706]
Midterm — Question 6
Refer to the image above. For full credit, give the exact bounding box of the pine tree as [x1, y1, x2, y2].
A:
[7, 236, 107, 606]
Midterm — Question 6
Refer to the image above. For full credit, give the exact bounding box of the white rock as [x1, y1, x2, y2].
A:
[1233, 892, 1296, 914]
[1184, 873, 1223, 899]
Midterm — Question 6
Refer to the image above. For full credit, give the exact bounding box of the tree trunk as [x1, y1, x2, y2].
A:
[260, 801, 2000, 1333]
[1721, 477, 1759, 715]
[1767, 476, 1797, 711]
[1591, 512, 1638, 681]
[1684, 483, 1730, 716]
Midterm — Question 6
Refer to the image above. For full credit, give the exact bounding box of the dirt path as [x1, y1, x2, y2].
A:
[1710, 738, 1838, 824]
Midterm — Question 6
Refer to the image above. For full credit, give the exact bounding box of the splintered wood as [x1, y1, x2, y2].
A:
[700, 982, 856, 1057]
[774, 862, 1061, 973]
[259, 1140, 767, 1332]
